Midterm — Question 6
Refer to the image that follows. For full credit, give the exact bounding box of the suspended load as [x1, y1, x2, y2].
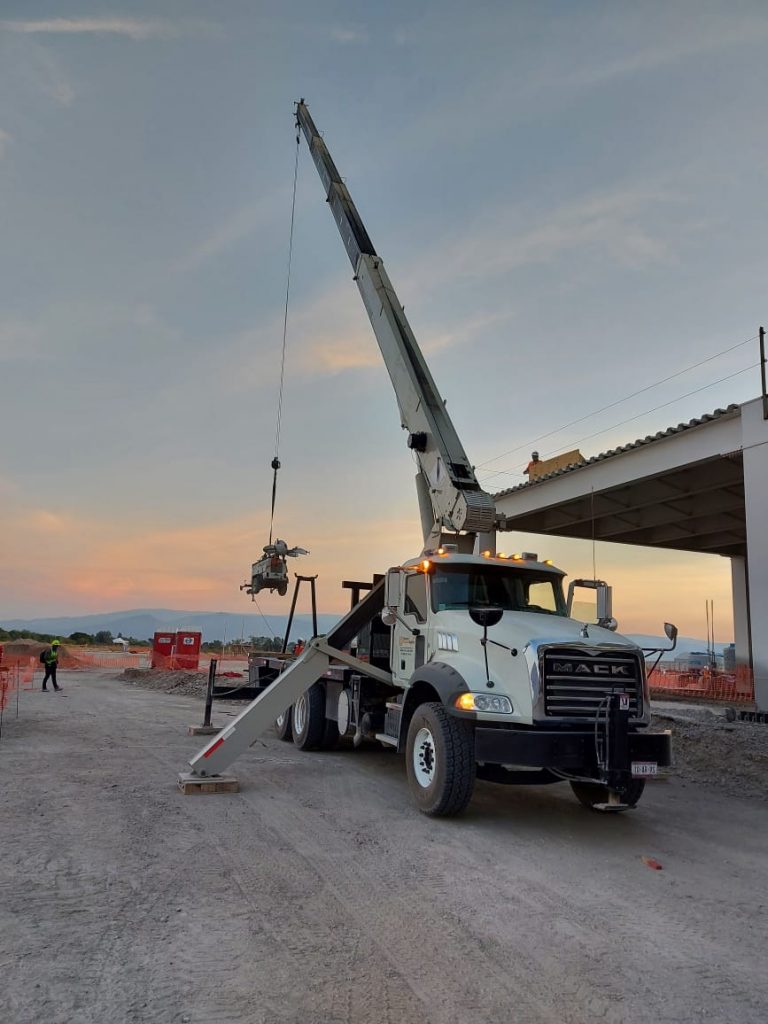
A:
[244, 539, 308, 598]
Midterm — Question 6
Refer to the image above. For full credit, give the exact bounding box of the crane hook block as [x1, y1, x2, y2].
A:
[271, 457, 281, 470]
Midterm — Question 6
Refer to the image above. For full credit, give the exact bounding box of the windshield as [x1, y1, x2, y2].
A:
[430, 565, 567, 616]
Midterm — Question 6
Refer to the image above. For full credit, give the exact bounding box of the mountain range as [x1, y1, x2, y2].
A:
[2, 608, 732, 655]
[1, 608, 338, 642]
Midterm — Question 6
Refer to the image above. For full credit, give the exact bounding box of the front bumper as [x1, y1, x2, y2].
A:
[475, 726, 672, 771]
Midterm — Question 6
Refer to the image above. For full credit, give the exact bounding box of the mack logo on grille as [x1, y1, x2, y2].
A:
[551, 661, 631, 676]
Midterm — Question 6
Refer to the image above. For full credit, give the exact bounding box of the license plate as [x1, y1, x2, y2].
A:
[631, 761, 657, 777]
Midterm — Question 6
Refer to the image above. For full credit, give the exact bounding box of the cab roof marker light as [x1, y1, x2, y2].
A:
[497, 552, 507, 559]
[482, 550, 492, 558]
[544, 559, 554, 565]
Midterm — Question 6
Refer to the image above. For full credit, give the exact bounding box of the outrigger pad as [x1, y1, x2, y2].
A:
[177, 772, 240, 795]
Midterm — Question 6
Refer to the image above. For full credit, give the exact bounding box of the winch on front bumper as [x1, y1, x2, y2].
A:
[475, 694, 673, 791]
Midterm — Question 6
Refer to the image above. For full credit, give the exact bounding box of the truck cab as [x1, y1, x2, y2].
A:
[375, 549, 669, 814]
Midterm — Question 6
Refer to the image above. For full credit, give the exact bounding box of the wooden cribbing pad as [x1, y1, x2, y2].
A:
[177, 772, 240, 795]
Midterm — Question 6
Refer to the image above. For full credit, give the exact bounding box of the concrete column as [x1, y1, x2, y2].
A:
[740, 398, 768, 711]
[730, 555, 751, 668]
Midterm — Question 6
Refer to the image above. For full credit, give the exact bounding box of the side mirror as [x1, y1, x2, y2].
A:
[469, 607, 504, 629]
[381, 608, 397, 627]
[663, 622, 678, 650]
[384, 567, 402, 611]
[596, 584, 613, 624]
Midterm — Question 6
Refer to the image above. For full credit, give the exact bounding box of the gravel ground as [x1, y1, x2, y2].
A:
[2, 670, 768, 1024]
[121, 668, 212, 698]
[652, 706, 768, 801]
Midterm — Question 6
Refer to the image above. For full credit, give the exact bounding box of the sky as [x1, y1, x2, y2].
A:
[1, 1, 767, 641]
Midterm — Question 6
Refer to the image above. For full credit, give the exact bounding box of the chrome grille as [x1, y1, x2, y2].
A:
[542, 648, 643, 718]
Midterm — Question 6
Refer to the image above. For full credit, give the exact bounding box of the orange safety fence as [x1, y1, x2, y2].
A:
[0, 661, 35, 724]
[148, 654, 249, 674]
[60, 649, 151, 671]
[649, 665, 755, 705]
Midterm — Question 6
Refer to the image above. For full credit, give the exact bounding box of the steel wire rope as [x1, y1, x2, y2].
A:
[480, 360, 760, 485]
[476, 333, 758, 479]
[268, 127, 301, 544]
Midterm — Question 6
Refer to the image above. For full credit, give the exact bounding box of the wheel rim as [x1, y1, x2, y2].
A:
[412, 726, 436, 788]
[294, 695, 307, 735]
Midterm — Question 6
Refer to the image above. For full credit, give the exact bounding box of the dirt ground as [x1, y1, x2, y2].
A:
[2, 670, 768, 1024]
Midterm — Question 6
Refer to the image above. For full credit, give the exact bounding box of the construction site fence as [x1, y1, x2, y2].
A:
[0, 650, 250, 675]
[0, 662, 35, 716]
[649, 666, 755, 705]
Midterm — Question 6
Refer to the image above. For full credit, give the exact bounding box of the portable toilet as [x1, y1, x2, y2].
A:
[174, 631, 202, 670]
[151, 632, 174, 669]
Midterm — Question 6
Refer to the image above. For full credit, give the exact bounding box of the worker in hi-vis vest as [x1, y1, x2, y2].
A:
[40, 639, 62, 692]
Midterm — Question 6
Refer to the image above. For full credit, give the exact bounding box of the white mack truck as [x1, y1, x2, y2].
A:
[185, 101, 674, 816]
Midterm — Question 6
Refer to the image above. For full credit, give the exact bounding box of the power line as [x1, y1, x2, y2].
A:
[479, 361, 759, 485]
[476, 332, 757, 474]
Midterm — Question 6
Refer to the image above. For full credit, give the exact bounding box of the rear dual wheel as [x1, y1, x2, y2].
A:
[275, 708, 293, 742]
[291, 684, 339, 751]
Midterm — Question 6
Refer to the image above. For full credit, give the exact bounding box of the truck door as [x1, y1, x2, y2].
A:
[393, 570, 428, 686]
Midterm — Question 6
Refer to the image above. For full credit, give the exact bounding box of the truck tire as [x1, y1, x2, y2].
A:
[405, 702, 475, 816]
[570, 779, 645, 812]
[274, 708, 293, 742]
[292, 684, 326, 751]
[321, 718, 340, 750]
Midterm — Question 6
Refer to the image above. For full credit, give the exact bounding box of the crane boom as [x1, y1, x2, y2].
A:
[295, 100, 496, 551]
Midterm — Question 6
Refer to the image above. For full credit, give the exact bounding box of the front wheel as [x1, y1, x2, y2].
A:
[405, 703, 475, 817]
[570, 778, 645, 812]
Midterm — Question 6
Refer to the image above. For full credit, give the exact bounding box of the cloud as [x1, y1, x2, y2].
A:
[0, 318, 44, 362]
[330, 27, 368, 44]
[175, 189, 290, 271]
[565, 16, 768, 91]
[0, 17, 179, 40]
[409, 186, 680, 297]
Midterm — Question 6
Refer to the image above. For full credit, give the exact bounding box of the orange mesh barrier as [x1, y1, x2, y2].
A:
[649, 666, 754, 705]
[0, 663, 23, 717]
[59, 649, 151, 671]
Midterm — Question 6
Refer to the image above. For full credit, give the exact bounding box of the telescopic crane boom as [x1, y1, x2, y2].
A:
[295, 100, 496, 552]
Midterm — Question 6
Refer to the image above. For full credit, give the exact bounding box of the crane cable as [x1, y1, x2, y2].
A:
[269, 124, 301, 545]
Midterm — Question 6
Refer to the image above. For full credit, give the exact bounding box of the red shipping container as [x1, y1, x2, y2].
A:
[151, 632, 174, 669]
[174, 631, 201, 670]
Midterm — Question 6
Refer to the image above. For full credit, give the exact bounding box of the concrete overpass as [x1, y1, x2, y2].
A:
[494, 396, 768, 710]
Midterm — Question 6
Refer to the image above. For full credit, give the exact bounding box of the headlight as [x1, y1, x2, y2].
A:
[455, 692, 513, 714]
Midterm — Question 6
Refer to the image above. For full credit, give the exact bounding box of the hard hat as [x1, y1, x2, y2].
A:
[51, 639, 61, 646]
[532, 451, 540, 460]
[296, 638, 305, 644]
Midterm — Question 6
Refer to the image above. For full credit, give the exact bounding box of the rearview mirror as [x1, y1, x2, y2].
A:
[664, 622, 678, 643]
[384, 567, 401, 610]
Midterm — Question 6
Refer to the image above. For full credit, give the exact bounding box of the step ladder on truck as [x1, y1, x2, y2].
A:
[184, 100, 675, 816]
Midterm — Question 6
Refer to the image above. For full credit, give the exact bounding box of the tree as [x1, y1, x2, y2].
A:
[94, 630, 113, 645]
[68, 631, 94, 645]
